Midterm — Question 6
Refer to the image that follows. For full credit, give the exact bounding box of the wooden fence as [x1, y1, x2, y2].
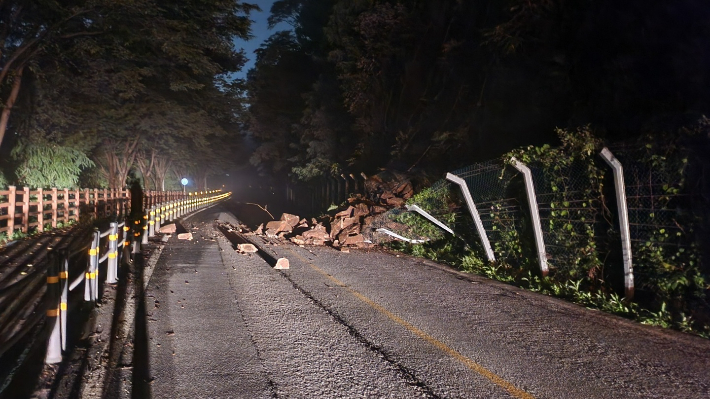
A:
[0, 186, 190, 237]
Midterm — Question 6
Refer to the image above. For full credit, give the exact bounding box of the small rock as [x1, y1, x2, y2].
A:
[237, 243, 258, 253]
[274, 258, 290, 269]
[159, 224, 176, 233]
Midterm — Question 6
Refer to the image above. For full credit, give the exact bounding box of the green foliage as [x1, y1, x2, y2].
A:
[1, 0, 257, 190]
[635, 235, 705, 305]
[505, 126, 606, 282]
[10, 230, 27, 241]
[12, 139, 94, 189]
[393, 186, 456, 241]
[79, 166, 109, 189]
[0, 171, 7, 189]
[488, 199, 530, 268]
[386, 125, 709, 337]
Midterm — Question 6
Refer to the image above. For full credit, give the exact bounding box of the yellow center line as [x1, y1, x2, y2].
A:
[287, 248, 534, 399]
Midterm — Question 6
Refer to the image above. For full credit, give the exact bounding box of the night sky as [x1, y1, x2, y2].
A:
[233, 0, 290, 81]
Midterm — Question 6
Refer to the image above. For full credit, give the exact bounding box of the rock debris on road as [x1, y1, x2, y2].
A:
[107, 203, 710, 398]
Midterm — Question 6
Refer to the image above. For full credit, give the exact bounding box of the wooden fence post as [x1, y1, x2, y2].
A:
[93, 189, 98, 216]
[63, 189, 69, 224]
[84, 189, 90, 219]
[103, 188, 108, 216]
[111, 189, 116, 215]
[38, 188, 44, 232]
[7, 186, 16, 235]
[51, 188, 58, 228]
[22, 187, 30, 233]
[75, 188, 81, 220]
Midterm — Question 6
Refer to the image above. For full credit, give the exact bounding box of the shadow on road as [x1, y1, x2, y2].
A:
[131, 252, 152, 399]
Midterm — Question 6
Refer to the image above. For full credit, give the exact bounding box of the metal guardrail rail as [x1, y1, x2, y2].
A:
[0, 189, 231, 393]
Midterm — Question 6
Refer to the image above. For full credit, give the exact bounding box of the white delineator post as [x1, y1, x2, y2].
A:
[600, 147, 634, 300]
[509, 158, 549, 277]
[106, 222, 119, 284]
[45, 255, 62, 364]
[445, 173, 495, 262]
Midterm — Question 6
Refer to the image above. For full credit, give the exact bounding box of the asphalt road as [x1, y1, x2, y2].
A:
[137, 202, 710, 399]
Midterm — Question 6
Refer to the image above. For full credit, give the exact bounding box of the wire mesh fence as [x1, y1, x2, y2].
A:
[285, 128, 708, 312]
[449, 161, 530, 268]
[526, 158, 608, 281]
[363, 179, 455, 245]
[358, 136, 706, 302]
[607, 139, 703, 301]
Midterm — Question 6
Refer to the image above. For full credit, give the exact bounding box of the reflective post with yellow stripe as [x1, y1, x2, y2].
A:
[121, 220, 130, 262]
[46, 252, 62, 363]
[142, 210, 149, 246]
[148, 206, 156, 238]
[155, 204, 162, 232]
[106, 222, 119, 284]
[168, 201, 175, 222]
[132, 217, 142, 255]
[85, 229, 100, 302]
[59, 253, 68, 351]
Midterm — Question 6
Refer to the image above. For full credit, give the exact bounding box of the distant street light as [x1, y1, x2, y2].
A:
[181, 178, 188, 193]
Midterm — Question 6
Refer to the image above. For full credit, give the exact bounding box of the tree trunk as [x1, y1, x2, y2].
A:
[153, 156, 172, 192]
[99, 138, 139, 190]
[0, 66, 24, 151]
[135, 149, 156, 190]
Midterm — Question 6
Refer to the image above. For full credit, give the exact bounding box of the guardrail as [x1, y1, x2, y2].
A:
[42, 189, 230, 364]
[0, 189, 231, 370]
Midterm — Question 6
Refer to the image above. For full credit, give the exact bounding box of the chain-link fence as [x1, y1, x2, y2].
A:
[284, 129, 708, 309]
[364, 179, 455, 245]
[608, 139, 703, 302]
[526, 158, 608, 281]
[449, 161, 531, 268]
[360, 137, 706, 301]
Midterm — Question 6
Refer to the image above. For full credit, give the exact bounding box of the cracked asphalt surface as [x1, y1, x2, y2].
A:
[138, 202, 710, 398]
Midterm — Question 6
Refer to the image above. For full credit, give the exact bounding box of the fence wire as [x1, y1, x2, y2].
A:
[608, 143, 691, 247]
[449, 161, 530, 267]
[299, 131, 707, 307]
[365, 180, 455, 244]
[607, 140, 702, 298]
[527, 159, 608, 280]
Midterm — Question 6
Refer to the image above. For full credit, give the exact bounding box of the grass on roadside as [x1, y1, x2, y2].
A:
[386, 237, 710, 339]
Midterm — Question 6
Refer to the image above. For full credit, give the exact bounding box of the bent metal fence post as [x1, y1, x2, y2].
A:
[510, 157, 549, 277]
[405, 204, 455, 235]
[600, 147, 634, 300]
[445, 173, 496, 262]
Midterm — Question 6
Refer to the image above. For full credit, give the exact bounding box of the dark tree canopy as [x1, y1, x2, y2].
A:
[0, 0, 258, 189]
[246, 0, 710, 183]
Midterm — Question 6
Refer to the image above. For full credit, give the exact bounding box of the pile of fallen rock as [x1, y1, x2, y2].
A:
[249, 171, 416, 250]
